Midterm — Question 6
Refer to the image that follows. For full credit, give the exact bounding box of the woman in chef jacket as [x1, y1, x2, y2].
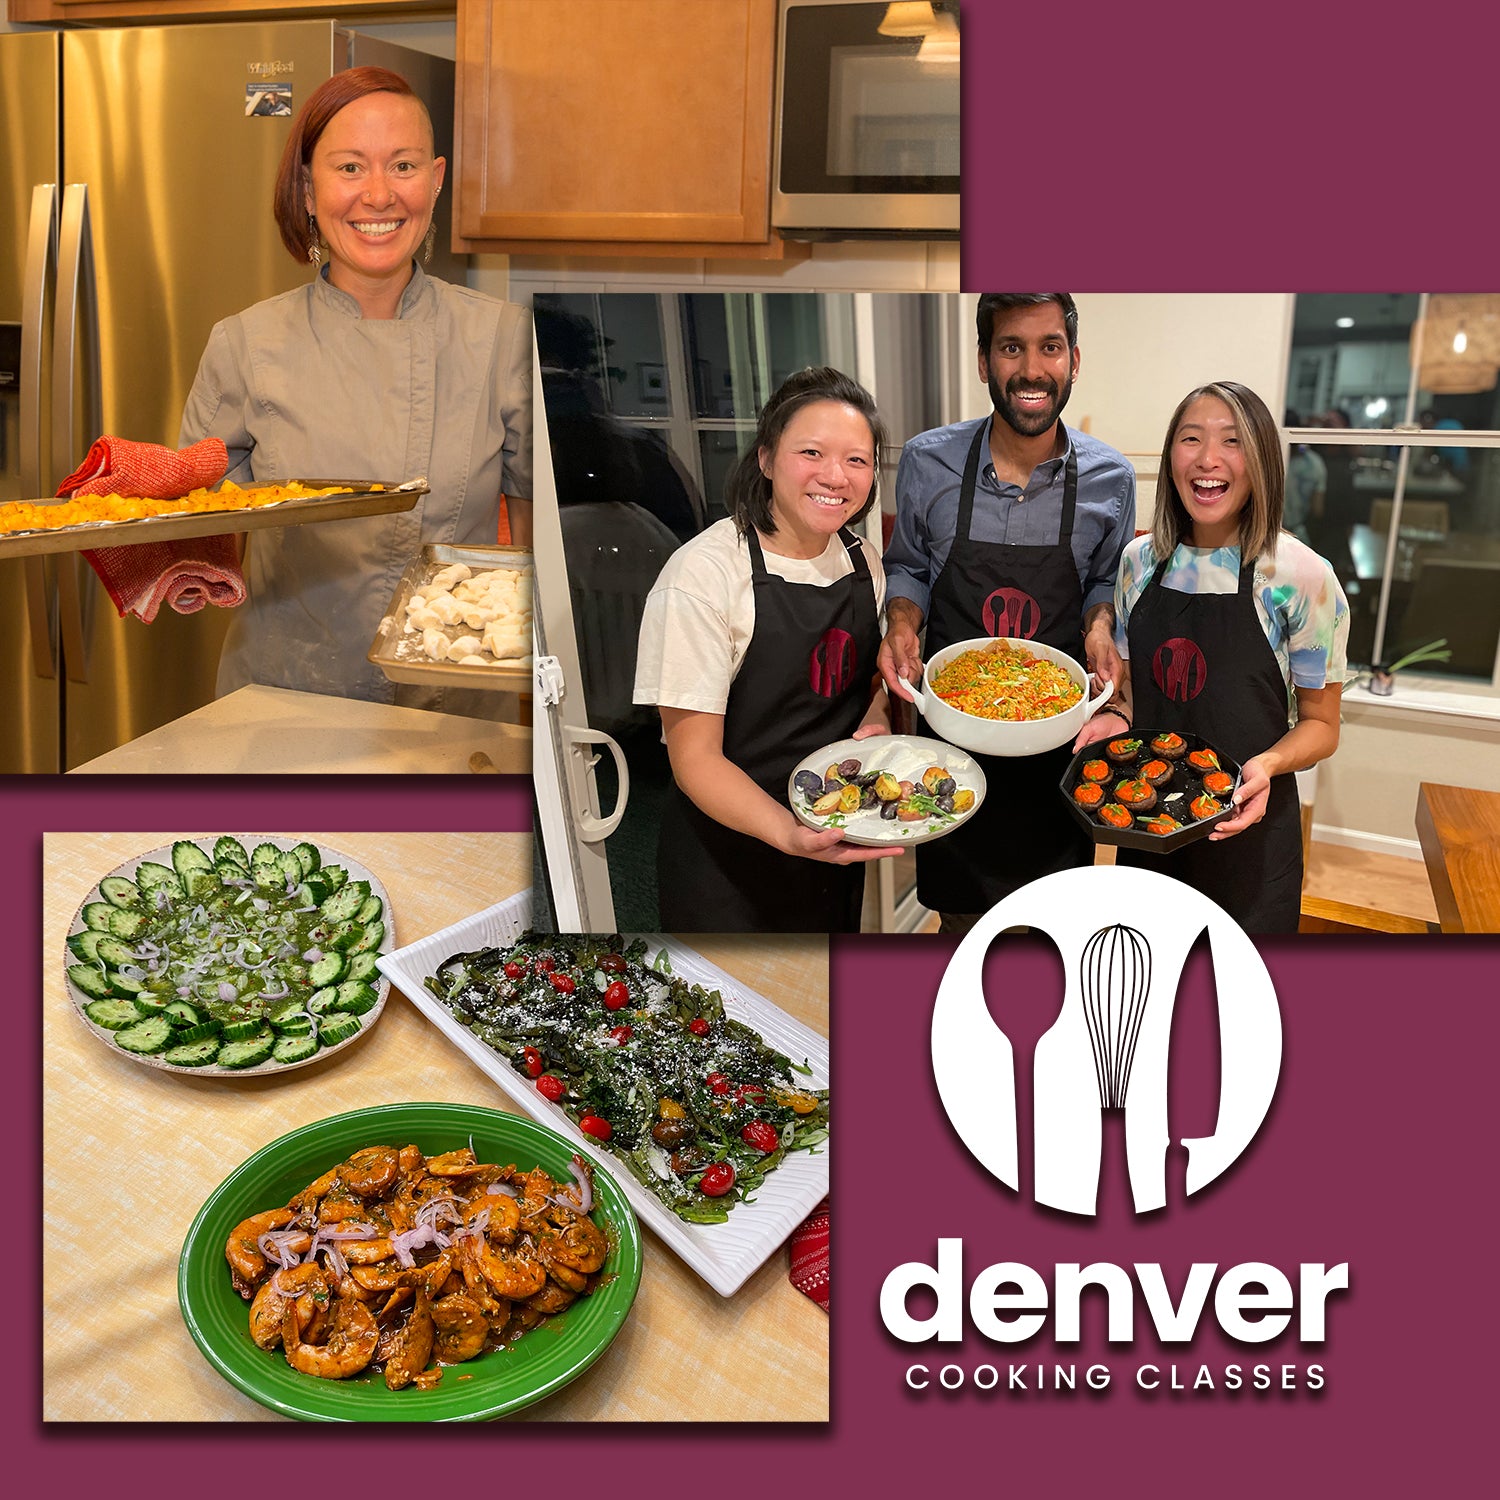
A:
[1078, 381, 1348, 932]
[633, 367, 901, 933]
[179, 67, 531, 709]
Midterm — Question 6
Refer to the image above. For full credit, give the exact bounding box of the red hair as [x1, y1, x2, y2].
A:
[272, 67, 432, 261]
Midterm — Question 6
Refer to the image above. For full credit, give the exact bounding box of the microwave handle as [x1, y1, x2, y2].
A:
[53, 183, 103, 684]
[20, 183, 59, 681]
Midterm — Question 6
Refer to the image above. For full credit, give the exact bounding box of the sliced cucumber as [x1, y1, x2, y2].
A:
[163, 1000, 201, 1028]
[106, 908, 146, 940]
[68, 964, 114, 1001]
[134, 860, 179, 892]
[272, 849, 300, 885]
[99, 875, 140, 909]
[184, 868, 220, 900]
[106, 969, 147, 997]
[114, 1015, 174, 1055]
[171, 840, 213, 884]
[67, 930, 107, 962]
[317, 1013, 362, 1046]
[217, 1032, 275, 1069]
[347, 952, 380, 983]
[320, 881, 369, 924]
[215, 859, 252, 885]
[349, 921, 385, 956]
[221, 1017, 266, 1042]
[292, 842, 322, 878]
[131, 989, 172, 1014]
[271, 1033, 320, 1066]
[94, 936, 137, 969]
[172, 1020, 221, 1044]
[333, 981, 379, 1015]
[271, 1013, 315, 1037]
[84, 998, 144, 1030]
[320, 865, 349, 894]
[213, 837, 251, 869]
[250, 841, 282, 870]
[308, 951, 348, 987]
[162, 1037, 222, 1067]
[355, 895, 383, 925]
[327, 921, 365, 952]
[254, 863, 286, 891]
[82, 902, 116, 932]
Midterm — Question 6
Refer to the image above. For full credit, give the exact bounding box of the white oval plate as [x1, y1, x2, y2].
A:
[786, 733, 988, 847]
[64, 835, 395, 1079]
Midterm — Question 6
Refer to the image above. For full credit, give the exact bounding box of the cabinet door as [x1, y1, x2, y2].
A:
[456, 0, 776, 246]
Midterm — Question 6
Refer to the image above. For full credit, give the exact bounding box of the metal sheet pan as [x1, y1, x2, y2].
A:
[368, 543, 532, 692]
[0, 478, 428, 559]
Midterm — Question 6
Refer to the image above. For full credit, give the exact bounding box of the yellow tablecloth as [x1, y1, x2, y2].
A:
[42, 832, 829, 1421]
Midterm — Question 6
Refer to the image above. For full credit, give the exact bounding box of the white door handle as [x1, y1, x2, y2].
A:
[561, 723, 630, 841]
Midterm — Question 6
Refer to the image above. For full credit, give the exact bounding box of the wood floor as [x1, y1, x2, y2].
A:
[915, 840, 1438, 932]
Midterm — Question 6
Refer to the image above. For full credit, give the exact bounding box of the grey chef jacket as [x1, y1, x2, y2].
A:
[179, 264, 532, 711]
[884, 417, 1136, 623]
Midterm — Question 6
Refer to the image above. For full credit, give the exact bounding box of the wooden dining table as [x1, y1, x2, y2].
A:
[1415, 783, 1500, 933]
[41, 832, 828, 1421]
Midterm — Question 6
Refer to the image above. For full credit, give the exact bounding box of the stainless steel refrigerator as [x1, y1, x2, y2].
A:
[0, 21, 462, 772]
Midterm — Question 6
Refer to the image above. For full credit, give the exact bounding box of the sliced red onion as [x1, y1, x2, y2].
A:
[154, 889, 171, 911]
[415, 1196, 463, 1229]
[258, 981, 290, 1002]
[485, 1181, 519, 1199]
[118, 963, 147, 981]
[252, 897, 269, 913]
[257, 1229, 307, 1269]
[217, 981, 238, 1003]
[303, 948, 323, 964]
[234, 888, 253, 905]
[549, 1154, 592, 1215]
[390, 1223, 449, 1268]
[176, 985, 192, 997]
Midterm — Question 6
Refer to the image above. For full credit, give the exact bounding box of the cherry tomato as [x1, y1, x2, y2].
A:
[741, 1119, 780, 1154]
[706, 1071, 731, 1096]
[549, 972, 577, 995]
[687, 1018, 710, 1037]
[603, 980, 630, 1011]
[536, 1074, 565, 1102]
[578, 1114, 613, 1142]
[599, 954, 628, 974]
[521, 1046, 544, 1078]
[698, 1163, 736, 1197]
[503, 960, 526, 979]
[608, 1025, 633, 1045]
[735, 1084, 767, 1107]
[534, 956, 555, 974]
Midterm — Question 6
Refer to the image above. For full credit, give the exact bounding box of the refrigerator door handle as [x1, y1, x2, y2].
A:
[54, 183, 103, 683]
[20, 183, 59, 681]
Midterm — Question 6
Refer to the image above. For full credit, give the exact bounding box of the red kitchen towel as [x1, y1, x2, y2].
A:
[58, 434, 228, 499]
[789, 1197, 829, 1310]
[59, 436, 246, 623]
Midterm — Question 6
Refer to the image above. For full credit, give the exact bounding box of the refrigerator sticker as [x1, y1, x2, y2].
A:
[246, 82, 293, 118]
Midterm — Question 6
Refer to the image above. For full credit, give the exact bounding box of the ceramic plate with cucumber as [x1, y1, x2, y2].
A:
[64, 836, 395, 1077]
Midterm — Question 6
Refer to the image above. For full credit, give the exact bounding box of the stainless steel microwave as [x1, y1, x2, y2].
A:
[772, 0, 960, 238]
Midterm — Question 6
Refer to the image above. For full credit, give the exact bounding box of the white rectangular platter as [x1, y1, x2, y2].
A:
[377, 890, 829, 1297]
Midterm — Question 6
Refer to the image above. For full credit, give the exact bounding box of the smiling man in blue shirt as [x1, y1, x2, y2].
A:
[878, 293, 1136, 930]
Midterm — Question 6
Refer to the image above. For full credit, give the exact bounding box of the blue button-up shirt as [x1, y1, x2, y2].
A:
[884, 417, 1137, 623]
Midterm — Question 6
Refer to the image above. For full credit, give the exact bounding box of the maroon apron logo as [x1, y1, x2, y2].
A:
[981, 587, 1041, 638]
[1153, 637, 1208, 701]
[809, 628, 857, 698]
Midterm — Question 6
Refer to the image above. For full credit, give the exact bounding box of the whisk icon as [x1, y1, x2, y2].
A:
[1080, 924, 1152, 1110]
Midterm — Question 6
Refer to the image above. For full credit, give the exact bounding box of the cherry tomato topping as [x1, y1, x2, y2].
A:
[549, 972, 577, 995]
[578, 1114, 613, 1142]
[603, 980, 630, 1011]
[599, 954, 628, 973]
[687, 1018, 710, 1037]
[735, 1084, 767, 1107]
[534, 956, 555, 973]
[503, 960, 526, 979]
[698, 1163, 736, 1197]
[741, 1119, 780, 1154]
[521, 1046, 543, 1078]
[536, 1074, 565, 1102]
[706, 1071, 731, 1095]
[608, 1025, 633, 1045]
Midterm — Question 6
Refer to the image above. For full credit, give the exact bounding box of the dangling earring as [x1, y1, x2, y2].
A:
[307, 213, 321, 268]
[424, 222, 436, 265]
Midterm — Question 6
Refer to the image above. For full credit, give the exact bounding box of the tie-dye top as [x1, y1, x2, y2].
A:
[1114, 533, 1350, 693]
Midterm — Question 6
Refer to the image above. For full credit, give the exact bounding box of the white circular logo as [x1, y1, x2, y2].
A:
[932, 866, 1282, 1216]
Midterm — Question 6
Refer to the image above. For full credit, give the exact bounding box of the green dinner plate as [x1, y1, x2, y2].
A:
[178, 1102, 642, 1421]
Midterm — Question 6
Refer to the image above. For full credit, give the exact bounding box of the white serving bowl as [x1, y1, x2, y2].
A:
[893, 635, 1115, 758]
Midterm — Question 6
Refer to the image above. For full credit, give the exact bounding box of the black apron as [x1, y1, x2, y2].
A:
[1117, 550, 1303, 933]
[658, 526, 881, 933]
[916, 420, 1095, 914]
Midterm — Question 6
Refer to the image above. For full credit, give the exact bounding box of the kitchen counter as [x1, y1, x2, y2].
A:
[41, 832, 828, 1422]
[69, 684, 530, 774]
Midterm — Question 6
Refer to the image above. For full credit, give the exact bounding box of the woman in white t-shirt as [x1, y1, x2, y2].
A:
[633, 367, 900, 932]
[1077, 380, 1348, 931]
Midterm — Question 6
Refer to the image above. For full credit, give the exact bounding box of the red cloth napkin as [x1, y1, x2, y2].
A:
[789, 1197, 829, 1310]
[61, 436, 247, 623]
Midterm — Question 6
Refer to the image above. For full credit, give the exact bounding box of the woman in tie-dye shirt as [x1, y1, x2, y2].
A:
[1077, 382, 1348, 931]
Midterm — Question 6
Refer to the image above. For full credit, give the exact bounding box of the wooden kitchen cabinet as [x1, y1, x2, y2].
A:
[8, 0, 446, 21]
[454, 0, 802, 259]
